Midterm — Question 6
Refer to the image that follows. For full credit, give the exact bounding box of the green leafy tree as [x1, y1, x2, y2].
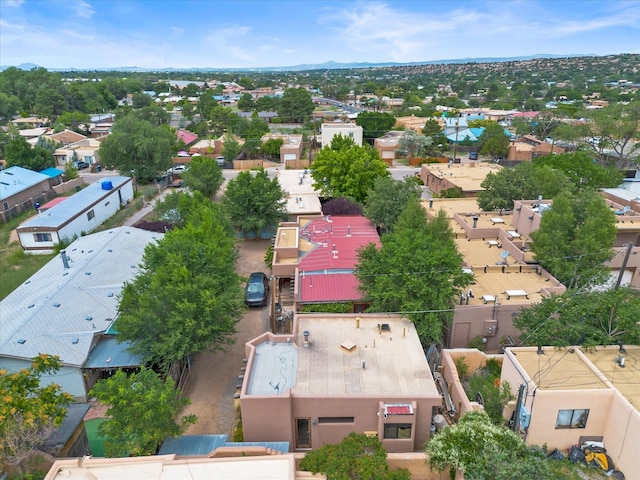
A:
[426, 411, 553, 480]
[117, 201, 245, 368]
[237, 93, 255, 111]
[131, 92, 153, 108]
[98, 114, 175, 181]
[581, 102, 640, 167]
[530, 190, 617, 288]
[181, 156, 223, 198]
[261, 137, 284, 159]
[0, 92, 22, 120]
[256, 95, 279, 111]
[364, 176, 421, 234]
[477, 162, 572, 211]
[56, 111, 91, 133]
[197, 93, 219, 122]
[532, 111, 560, 140]
[311, 142, 389, 203]
[355, 111, 396, 144]
[357, 200, 469, 344]
[221, 168, 287, 237]
[300, 432, 410, 480]
[477, 122, 510, 159]
[277, 87, 314, 122]
[422, 118, 447, 149]
[515, 287, 640, 347]
[0, 354, 73, 468]
[89, 368, 196, 457]
[222, 135, 242, 162]
[532, 151, 623, 190]
[128, 105, 171, 126]
[5, 135, 55, 171]
[63, 159, 79, 180]
[397, 129, 432, 158]
[209, 104, 238, 136]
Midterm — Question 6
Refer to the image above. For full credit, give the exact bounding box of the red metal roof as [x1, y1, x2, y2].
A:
[298, 216, 380, 303]
[298, 273, 362, 303]
[40, 197, 68, 210]
[177, 129, 198, 145]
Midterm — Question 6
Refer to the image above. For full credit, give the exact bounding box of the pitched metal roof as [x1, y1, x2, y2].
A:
[0, 227, 163, 366]
[0, 166, 50, 201]
[17, 176, 131, 229]
[297, 216, 379, 303]
[39, 167, 65, 178]
[83, 336, 142, 368]
[298, 272, 362, 303]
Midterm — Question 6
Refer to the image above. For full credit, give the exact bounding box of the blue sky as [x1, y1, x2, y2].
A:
[1, 0, 638, 69]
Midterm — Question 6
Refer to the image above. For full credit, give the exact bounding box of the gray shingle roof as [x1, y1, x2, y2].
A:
[0, 227, 163, 366]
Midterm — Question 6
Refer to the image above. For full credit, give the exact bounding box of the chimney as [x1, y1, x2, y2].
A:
[303, 330, 311, 348]
[472, 216, 478, 228]
[60, 250, 70, 269]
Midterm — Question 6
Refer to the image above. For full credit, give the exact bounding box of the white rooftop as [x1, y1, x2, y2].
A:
[17, 177, 131, 229]
[0, 227, 162, 366]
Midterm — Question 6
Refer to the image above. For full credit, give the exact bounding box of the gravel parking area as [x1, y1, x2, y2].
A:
[179, 239, 272, 436]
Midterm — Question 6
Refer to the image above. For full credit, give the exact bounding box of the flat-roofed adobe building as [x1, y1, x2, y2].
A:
[500, 345, 640, 476]
[320, 122, 363, 147]
[511, 198, 640, 289]
[422, 197, 565, 351]
[419, 162, 502, 197]
[240, 314, 441, 453]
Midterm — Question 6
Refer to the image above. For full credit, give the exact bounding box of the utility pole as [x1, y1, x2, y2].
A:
[614, 242, 634, 289]
[452, 117, 460, 162]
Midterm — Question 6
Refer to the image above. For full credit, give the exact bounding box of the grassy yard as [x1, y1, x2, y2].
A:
[0, 183, 162, 300]
[0, 211, 54, 300]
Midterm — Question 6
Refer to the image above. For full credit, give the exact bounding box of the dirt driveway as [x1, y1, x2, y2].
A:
[179, 239, 271, 436]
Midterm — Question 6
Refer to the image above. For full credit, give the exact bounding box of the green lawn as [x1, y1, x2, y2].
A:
[85, 418, 106, 457]
[0, 210, 54, 300]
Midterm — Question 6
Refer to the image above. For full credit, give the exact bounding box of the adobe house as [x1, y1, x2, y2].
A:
[419, 162, 502, 197]
[240, 314, 441, 453]
[500, 346, 639, 476]
[271, 215, 380, 311]
[320, 122, 363, 147]
[422, 198, 565, 351]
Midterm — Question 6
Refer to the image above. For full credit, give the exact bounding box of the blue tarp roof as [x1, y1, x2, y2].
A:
[39, 167, 64, 178]
[159, 435, 290, 455]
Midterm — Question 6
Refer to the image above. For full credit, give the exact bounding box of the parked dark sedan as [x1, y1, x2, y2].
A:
[245, 272, 269, 307]
[75, 161, 90, 170]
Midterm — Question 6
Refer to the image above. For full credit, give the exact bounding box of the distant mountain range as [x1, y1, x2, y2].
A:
[0, 54, 597, 73]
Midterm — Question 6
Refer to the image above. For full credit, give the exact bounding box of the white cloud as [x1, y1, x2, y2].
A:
[69, 0, 95, 18]
[170, 26, 184, 38]
[4, 0, 25, 7]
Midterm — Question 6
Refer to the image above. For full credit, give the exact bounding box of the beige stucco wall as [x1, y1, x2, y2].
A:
[500, 348, 639, 476]
[601, 391, 640, 475]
